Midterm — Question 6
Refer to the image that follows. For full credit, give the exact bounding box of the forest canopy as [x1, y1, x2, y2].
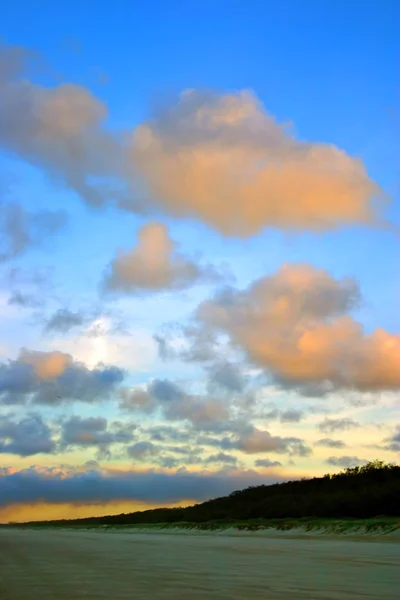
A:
[9, 460, 399, 526]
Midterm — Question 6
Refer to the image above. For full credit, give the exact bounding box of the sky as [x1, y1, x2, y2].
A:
[0, 0, 399, 523]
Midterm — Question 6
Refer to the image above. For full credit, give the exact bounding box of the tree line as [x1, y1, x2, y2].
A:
[9, 460, 400, 526]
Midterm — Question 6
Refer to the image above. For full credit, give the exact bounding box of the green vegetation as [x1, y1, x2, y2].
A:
[12, 516, 400, 536]
[5, 460, 400, 530]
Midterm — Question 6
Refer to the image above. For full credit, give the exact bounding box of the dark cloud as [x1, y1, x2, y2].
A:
[254, 459, 282, 468]
[157, 456, 182, 468]
[165, 396, 230, 431]
[119, 388, 155, 412]
[7, 290, 42, 308]
[315, 438, 347, 448]
[0, 413, 55, 456]
[318, 418, 360, 433]
[191, 427, 310, 458]
[154, 323, 227, 366]
[150, 379, 184, 403]
[326, 456, 368, 468]
[83, 460, 100, 469]
[380, 427, 400, 453]
[44, 308, 86, 333]
[3, 267, 55, 307]
[0, 203, 66, 262]
[181, 325, 224, 364]
[279, 409, 304, 423]
[162, 445, 192, 455]
[119, 379, 185, 413]
[127, 441, 158, 460]
[0, 348, 124, 405]
[153, 334, 172, 361]
[5, 266, 54, 288]
[60, 416, 136, 450]
[145, 426, 192, 444]
[205, 452, 238, 466]
[126, 441, 204, 468]
[207, 361, 246, 393]
[265, 408, 304, 423]
[120, 379, 231, 432]
[384, 442, 400, 453]
[388, 428, 400, 444]
[0, 464, 283, 507]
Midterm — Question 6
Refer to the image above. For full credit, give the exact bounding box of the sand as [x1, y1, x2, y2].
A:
[0, 528, 399, 599]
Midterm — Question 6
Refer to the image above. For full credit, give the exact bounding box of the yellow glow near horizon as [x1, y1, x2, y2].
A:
[0, 499, 197, 524]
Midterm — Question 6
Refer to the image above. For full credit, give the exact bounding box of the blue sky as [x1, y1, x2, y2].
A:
[0, 0, 398, 522]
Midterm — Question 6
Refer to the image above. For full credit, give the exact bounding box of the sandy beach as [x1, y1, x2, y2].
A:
[0, 528, 398, 599]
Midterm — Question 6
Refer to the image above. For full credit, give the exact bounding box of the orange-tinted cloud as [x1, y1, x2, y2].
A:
[0, 45, 389, 235]
[235, 427, 311, 456]
[103, 222, 222, 293]
[129, 89, 385, 236]
[20, 348, 71, 379]
[0, 348, 124, 405]
[196, 263, 400, 391]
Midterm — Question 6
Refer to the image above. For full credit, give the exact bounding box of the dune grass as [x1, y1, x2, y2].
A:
[12, 516, 400, 535]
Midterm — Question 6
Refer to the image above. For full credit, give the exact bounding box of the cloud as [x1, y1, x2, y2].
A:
[389, 428, 400, 444]
[207, 361, 246, 393]
[153, 333, 172, 361]
[119, 388, 155, 411]
[0, 43, 122, 206]
[6, 266, 54, 287]
[0, 44, 388, 236]
[150, 378, 184, 403]
[128, 89, 385, 236]
[315, 438, 347, 448]
[233, 427, 312, 456]
[0, 464, 282, 507]
[166, 397, 230, 430]
[381, 427, 400, 452]
[144, 426, 192, 444]
[102, 222, 223, 294]
[120, 379, 183, 413]
[0, 203, 66, 262]
[265, 408, 304, 423]
[126, 440, 204, 469]
[195, 263, 400, 392]
[127, 441, 158, 460]
[254, 459, 282, 468]
[326, 456, 368, 468]
[0, 348, 124, 405]
[60, 416, 136, 450]
[8, 290, 42, 308]
[120, 378, 231, 432]
[205, 452, 238, 466]
[318, 418, 360, 433]
[0, 413, 55, 456]
[44, 308, 86, 333]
